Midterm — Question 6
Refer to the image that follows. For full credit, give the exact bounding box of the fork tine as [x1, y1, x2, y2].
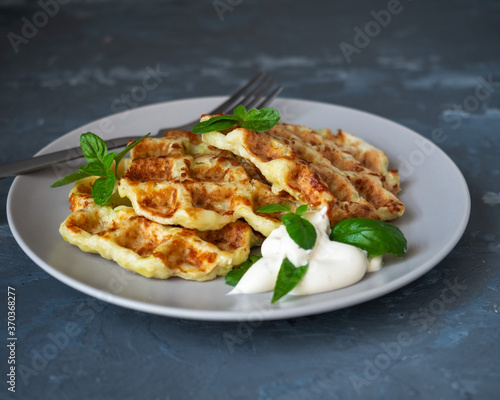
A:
[156, 72, 280, 136]
[254, 84, 283, 108]
[240, 77, 282, 110]
[10, 73, 283, 175]
[240, 75, 273, 108]
[238, 75, 275, 109]
[209, 72, 266, 115]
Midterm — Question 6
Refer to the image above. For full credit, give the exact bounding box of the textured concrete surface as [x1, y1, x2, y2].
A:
[1, 0, 499, 399]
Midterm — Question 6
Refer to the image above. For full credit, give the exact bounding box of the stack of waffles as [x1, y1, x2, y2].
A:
[60, 120, 404, 281]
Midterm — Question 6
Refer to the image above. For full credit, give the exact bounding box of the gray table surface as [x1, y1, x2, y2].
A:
[1, 0, 499, 399]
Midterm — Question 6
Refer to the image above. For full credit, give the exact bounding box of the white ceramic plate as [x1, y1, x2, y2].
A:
[7, 97, 470, 321]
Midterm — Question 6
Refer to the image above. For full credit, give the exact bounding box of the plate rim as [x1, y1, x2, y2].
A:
[6, 96, 471, 321]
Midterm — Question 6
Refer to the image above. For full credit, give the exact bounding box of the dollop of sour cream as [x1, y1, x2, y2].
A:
[229, 207, 383, 296]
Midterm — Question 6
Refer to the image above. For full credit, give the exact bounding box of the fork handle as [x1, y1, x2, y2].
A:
[0, 137, 134, 179]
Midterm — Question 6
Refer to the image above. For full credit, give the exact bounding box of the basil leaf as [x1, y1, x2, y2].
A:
[232, 104, 246, 121]
[78, 162, 108, 177]
[192, 116, 238, 134]
[239, 107, 280, 131]
[80, 132, 108, 165]
[330, 218, 407, 257]
[225, 255, 262, 287]
[295, 204, 308, 216]
[113, 133, 150, 173]
[91, 173, 116, 206]
[51, 131, 151, 206]
[271, 258, 308, 303]
[103, 152, 116, 171]
[256, 204, 291, 213]
[50, 171, 90, 188]
[192, 106, 281, 133]
[245, 107, 279, 122]
[282, 213, 317, 250]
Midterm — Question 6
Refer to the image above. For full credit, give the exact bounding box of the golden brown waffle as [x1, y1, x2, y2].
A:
[201, 121, 404, 225]
[315, 128, 401, 194]
[118, 130, 299, 236]
[61, 179, 261, 281]
[68, 175, 131, 212]
[58, 119, 404, 282]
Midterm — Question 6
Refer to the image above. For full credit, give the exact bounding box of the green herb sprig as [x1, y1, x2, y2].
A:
[50, 132, 150, 205]
[225, 255, 262, 287]
[257, 204, 317, 250]
[226, 204, 408, 303]
[271, 258, 308, 303]
[191, 105, 280, 134]
[330, 218, 407, 257]
[227, 204, 314, 303]
[257, 204, 316, 302]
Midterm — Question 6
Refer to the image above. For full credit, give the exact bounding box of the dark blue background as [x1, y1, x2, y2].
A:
[1, 0, 499, 399]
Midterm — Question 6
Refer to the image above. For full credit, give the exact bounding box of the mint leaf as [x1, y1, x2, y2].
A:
[256, 204, 291, 213]
[233, 104, 246, 121]
[282, 213, 317, 250]
[191, 116, 239, 134]
[225, 255, 262, 287]
[51, 131, 150, 206]
[295, 204, 308, 216]
[114, 133, 151, 174]
[50, 171, 91, 188]
[192, 106, 280, 134]
[77, 153, 114, 177]
[330, 218, 407, 257]
[272, 258, 308, 303]
[239, 108, 280, 131]
[103, 152, 116, 171]
[80, 132, 108, 165]
[256, 203, 316, 250]
[243, 108, 261, 121]
[91, 173, 116, 206]
[78, 162, 108, 177]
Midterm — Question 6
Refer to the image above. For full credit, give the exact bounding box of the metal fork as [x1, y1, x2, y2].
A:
[0, 72, 282, 178]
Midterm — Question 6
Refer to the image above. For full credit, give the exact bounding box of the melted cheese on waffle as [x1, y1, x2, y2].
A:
[61, 202, 261, 281]
[58, 119, 405, 283]
[201, 121, 404, 224]
[118, 131, 299, 236]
